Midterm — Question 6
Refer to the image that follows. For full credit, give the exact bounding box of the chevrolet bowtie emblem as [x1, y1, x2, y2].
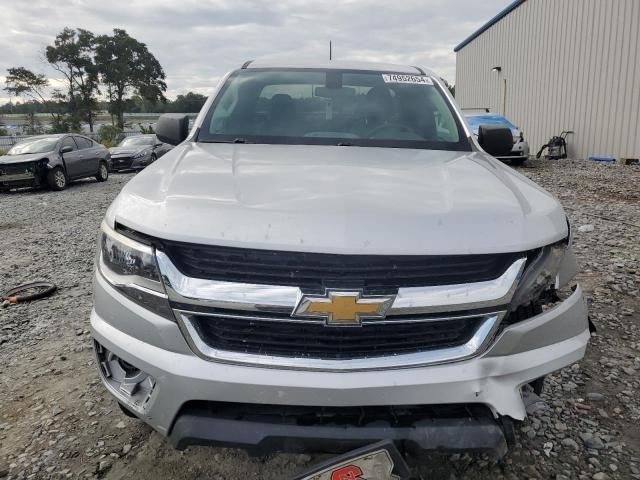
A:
[292, 290, 395, 326]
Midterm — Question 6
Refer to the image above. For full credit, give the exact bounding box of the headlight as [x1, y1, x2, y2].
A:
[510, 241, 568, 308]
[133, 149, 150, 159]
[97, 221, 174, 319]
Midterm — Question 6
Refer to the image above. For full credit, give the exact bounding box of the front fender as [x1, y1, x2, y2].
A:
[556, 247, 579, 288]
[44, 156, 64, 170]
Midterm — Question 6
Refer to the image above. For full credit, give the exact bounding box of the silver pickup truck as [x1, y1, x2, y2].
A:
[91, 60, 589, 457]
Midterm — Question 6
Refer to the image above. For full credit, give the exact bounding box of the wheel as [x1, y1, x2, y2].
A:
[510, 158, 526, 166]
[95, 161, 109, 182]
[47, 167, 68, 190]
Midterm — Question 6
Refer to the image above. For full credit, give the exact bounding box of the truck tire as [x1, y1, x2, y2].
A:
[47, 167, 68, 191]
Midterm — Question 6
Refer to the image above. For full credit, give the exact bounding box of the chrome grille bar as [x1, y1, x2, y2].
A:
[176, 311, 504, 372]
[156, 251, 526, 315]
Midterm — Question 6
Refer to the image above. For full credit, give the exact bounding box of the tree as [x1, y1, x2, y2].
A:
[23, 112, 44, 135]
[94, 29, 167, 129]
[4, 67, 72, 133]
[46, 28, 100, 132]
[138, 123, 155, 134]
[4, 67, 61, 129]
[4, 67, 50, 104]
[169, 92, 207, 113]
[98, 124, 124, 147]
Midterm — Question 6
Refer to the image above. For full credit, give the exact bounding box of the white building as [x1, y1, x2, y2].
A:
[454, 0, 640, 161]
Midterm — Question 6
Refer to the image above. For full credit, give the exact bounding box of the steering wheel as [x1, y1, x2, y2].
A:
[364, 122, 415, 139]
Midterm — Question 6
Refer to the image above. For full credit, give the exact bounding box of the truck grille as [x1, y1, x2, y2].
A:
[162, 241, 523, 293]
[187, 313, 483, 360]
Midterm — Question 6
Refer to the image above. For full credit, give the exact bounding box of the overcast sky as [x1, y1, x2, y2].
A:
[0, 0, 511, 104]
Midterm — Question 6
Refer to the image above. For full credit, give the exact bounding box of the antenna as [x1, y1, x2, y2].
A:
[329, 40, 332, 60]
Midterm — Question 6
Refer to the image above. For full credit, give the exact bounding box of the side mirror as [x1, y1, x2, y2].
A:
[156, 114, 189, 146]
[477, 125, 513, 157]
[60, 145, 73, 154]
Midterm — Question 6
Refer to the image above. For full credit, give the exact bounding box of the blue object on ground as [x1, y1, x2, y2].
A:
[588, 156, 616, 163]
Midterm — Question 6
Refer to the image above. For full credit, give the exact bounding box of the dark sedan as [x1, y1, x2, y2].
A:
[0, 134, 111, 192]
[109, 135, 172, 171]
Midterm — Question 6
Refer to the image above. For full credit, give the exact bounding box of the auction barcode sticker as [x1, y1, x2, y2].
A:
[382, 74, 433, 85]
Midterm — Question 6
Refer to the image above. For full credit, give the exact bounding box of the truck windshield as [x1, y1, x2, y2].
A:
[198, 69, 470, 151]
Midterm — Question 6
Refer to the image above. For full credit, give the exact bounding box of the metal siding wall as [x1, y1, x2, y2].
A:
[455, 0, 640, 160]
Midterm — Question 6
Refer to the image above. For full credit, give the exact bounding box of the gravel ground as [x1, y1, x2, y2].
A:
[0, 160, 639, 480]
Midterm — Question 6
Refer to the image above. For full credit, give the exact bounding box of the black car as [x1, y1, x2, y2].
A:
[108, 135, 172, 171]
[0, 134, 111, 192]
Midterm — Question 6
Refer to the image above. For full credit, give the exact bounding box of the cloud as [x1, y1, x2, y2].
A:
[0, 0, 512, 104]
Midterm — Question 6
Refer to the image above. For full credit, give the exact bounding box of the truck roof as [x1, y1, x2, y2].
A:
[243, 59, 437, 77]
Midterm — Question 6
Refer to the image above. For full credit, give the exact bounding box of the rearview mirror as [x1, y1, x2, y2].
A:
[477, 125, 513, 157]
[314, 86, 356, 98]
[60, 145, 73, 154]
[156, 114, 189, 145]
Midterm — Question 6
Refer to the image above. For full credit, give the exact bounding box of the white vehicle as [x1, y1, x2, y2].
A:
[91, 60, 589, 457]
[464, 111, 530, 165]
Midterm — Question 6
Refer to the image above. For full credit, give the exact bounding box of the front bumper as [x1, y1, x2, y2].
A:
[111, 154, 151, 170]
[110, 156, 134, 170]
[0, 161, 44, 189]
[169, 404, 509, 455]
[497, 139, 530, 161]
[91, 269, 589, 453]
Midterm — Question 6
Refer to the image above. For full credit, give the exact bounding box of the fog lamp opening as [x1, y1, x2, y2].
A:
[93, 340, 156, 414]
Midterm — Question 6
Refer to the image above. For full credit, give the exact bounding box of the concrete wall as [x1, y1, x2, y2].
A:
[455, 0, 640, 160]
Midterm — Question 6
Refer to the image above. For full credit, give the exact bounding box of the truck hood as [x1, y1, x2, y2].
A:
[0, 152, 51, 165]
[107, 143, 568, 255]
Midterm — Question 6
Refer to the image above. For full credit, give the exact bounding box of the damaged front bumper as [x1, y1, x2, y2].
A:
[90, 267, 589, 454]
[0, 161, 46, 189]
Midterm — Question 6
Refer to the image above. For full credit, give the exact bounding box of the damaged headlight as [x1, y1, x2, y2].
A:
[97, 221, 174, 319]
[510, 231, 577, 309]
[510, 242, 567, 308]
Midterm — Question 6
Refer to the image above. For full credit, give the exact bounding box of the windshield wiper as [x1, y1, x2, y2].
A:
[200, 138, 251, 144]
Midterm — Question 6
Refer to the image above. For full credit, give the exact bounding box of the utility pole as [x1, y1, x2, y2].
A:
[329, 41, 332, 60]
